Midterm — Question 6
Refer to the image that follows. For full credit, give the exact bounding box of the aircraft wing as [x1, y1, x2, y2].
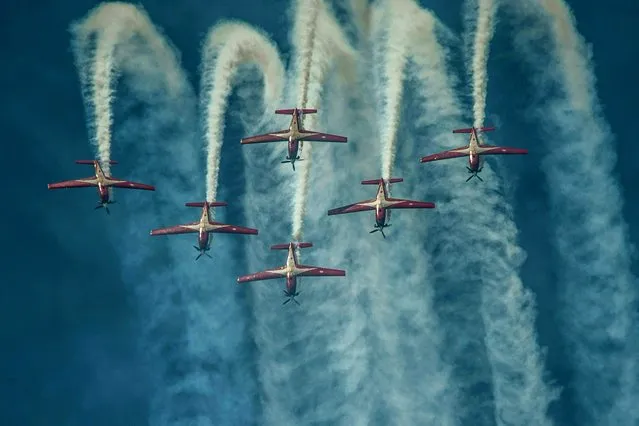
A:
[150, 222, 200, 236]
[298, 130, 347, 143]
[106, 179, 155, 191]
[205, 222, 258, 235]
[475, 145, 528, 155]
[419, 146, 470, 163]
[237, 267, 286, 283]
[327, 199, 376, 216]
[296, 265, 346, 278]
[47, 178, 98, 189]
[386, 198, 436, 209]
[240, 132, 288, 144]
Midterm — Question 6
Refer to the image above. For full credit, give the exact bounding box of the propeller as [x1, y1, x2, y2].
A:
[370, 223, 390, 238]
[466, 167, 484, 182]
[281, 157, 303, 171]
[194, 245, 212, 261]
[282, 290, 301, 305]
[95, 200, 116, 215]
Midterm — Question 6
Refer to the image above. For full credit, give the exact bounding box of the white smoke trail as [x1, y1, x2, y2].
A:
[467, 0, 496, 128]
[201, 22, 285, 206]
[291, 0, 321, 241]
[506, 1, 639, 424]
[72, 3, 257, 425]
[379, 0, 410, 180]
[409, 5, 559, 425]
[291, 0, 355, 241]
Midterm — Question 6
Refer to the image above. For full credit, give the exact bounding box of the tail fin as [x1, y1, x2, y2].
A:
[76, 160, 118, 165]
[185, 201, 227, 208]
[452, 126, 495, 133]
[270, 242, 313, 250]
[275, 108, 317, 115]
[361, 178, 403, 185]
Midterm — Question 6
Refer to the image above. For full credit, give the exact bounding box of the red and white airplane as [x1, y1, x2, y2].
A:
[328, 178, 435, 238]
[150, 201, 258, 260]
[237, 242, 345, 305]
[47, 160, 155, 214]
[419, 126, 528, 181]
[240, 108, 347, 171]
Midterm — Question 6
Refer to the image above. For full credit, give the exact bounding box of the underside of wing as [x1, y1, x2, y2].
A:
[206, 222, 258, 235]
[237, 268, 286, 283]
[296, 265, 346, 277]
[47, 178, 97, 189]
[327, 199, 376, 216]
[150, 223, 199, 236]
[476, 145, 528, 155]
[420, 146, 470, 163]
[298, 131, 347, 143]
[240, 132, 288, 144]
[386, 198, 436, 209]
[108, 179, 155, 191]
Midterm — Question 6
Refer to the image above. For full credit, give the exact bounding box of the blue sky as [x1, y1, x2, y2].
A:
[1, 1, 638, 425]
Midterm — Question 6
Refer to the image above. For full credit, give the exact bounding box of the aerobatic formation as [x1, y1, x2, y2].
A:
[48, 109, 525, 302]
[44, 0, 535, 310]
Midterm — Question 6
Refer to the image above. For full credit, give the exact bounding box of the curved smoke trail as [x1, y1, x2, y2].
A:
[507, 1, 639, 424]
[379, 0, 410, 180]
[468, 0, 496, 128]
[201, 22, 285, 206]
[72, 3, 258, 425]
[409, 5, 559, 425]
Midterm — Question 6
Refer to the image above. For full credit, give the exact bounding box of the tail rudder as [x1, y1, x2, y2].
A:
[361, 178, 403, 185]
[270, 242, 313, 250]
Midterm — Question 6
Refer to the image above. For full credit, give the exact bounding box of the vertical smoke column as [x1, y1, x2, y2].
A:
[201, 23, 284, 207]
[508, 0, 639, 424]
[468, 0, 496, 129]
[379, 0, 410, 180]
[410, 4, 559, 425]
[291, 0, 321, 241]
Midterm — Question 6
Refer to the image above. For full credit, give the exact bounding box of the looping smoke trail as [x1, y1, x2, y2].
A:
[72, 4, 260, 425]
[379, 0, 411, 180]
[291, 0, 357, 242]
[201, 22, 285, 205]
[507, 1, 639, 424]
[409, 5, 559, 425]
[467, 0, 496, 128]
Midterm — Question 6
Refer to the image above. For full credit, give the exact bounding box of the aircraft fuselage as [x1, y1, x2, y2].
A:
[197, 204, 211, 250]
[374, 182, 390, 227]
[468, 129, 482, 172]
[287, 136, 300, 160]
[93, 163, 111, 204]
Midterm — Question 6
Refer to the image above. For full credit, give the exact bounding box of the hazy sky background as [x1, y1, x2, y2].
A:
[1, 0, 638, 425]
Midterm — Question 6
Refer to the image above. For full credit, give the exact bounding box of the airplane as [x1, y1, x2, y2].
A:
[149, 202, 258, 260]
[327, 178, 435, 238]
[419, 126, 528, 181]
[240, 108, 347, 170]
[237, 242, 346, 305]
[47, 160, 155, 214]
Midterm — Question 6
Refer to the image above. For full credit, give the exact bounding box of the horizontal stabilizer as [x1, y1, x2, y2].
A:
[185, 201, 227, 208]
[275, 108, 317, 115]
[270, 242, 313, 250]
[361, 178, 403, 185]
[76, 160, 118, 165]
[452, 126, 495, 133]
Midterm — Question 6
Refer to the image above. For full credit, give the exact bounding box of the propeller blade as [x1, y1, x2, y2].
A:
[193, 246, 200, 251]
[476, 174, 484, 181]
[369, 229, 379, 234]
[195, 253, 202, 261]
[94, 204, 102, 210]
[283, 298, 291, 305]
[105, 206, 110, 215]
[466, 174, 474, 182]
[293, 298, 300, 306]
[381, 230, 386, 239]
[205, 253, 212, 259]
